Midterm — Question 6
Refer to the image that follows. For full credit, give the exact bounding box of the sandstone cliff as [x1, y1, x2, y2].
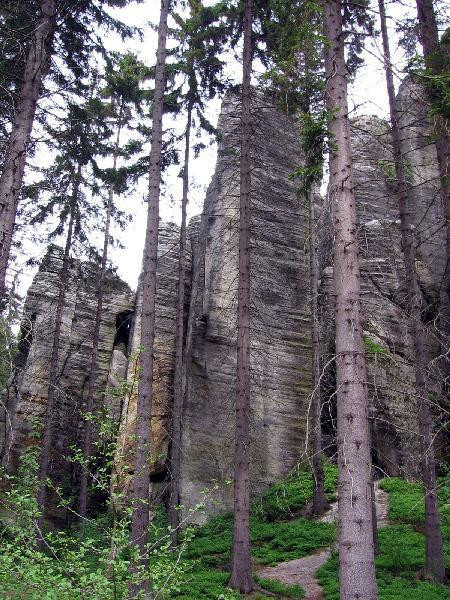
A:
[2, 82, 447, 523]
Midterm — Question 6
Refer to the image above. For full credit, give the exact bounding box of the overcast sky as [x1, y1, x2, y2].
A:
[10, 0, 432, 305]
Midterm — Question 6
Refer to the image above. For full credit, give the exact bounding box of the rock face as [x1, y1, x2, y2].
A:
[0, 246, 134, 522]
[2, 82, 447, 523]
[179, 92, 311, 520]
[319, 85, 446, 477]
[114, 221, 186, 505]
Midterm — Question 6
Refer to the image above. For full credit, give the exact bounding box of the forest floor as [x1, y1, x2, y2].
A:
[256, 482, 390, 600]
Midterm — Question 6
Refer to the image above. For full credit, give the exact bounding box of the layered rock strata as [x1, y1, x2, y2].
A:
[179, 92, 311, 521]
[3, 82, 447, 524]
[0, 246, 134, 521]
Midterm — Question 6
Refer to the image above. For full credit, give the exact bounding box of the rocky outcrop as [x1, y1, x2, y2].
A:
[114, 221, 187, 505]
[3, 81, 446, 523]
[0, 246, 134, 521]
[179, 91, 312, 521]
[319, 87, 446, 477]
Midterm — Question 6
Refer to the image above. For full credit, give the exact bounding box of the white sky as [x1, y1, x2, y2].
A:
[8, 0, 443, 306]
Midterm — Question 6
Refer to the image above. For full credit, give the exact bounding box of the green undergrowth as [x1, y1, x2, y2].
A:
[186, 462, 338, 569]
[254, 576, 305, 598]
[177, 461, 338, 598]
[0, 461, 337, 599]
[253, 461, 338, 522]
[317, 477, 450, 600]
[379, 476, 450, 539]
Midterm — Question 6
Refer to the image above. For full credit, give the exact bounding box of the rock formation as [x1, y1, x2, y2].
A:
[0, 246, 134, 522]
[179, 92, 311, 521]
[1, 81, 447, 523]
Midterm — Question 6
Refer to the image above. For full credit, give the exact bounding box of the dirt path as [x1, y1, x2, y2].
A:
[256, 482, 389, 599]
[257, 548, 330, 600]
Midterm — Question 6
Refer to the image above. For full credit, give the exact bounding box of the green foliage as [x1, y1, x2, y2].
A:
[171, 569, 240, 600]
[364, 335, 392, 361]
[290, 111, 330, 196]
[251, 517, 335, 565]
[253, 461, 338, 522]
[379, 477, 450, 535]
[186, 464, 337, 568]
[318, 478, 450, 599]
[254, 575, 305, 598]
[0, 453, 337, 598]
[317, 531, 450, 600]
[377, 159, 414, 184]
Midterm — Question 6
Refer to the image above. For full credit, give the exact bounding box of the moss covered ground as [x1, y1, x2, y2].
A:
[317, 476, 450, 600]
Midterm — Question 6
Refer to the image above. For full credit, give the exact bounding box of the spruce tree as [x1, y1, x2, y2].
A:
[378, 0, 445, 582]
[78, 53, 151, 523]
[28, 86, 112, 543]
[322, 0, 378, 596]
[168, 0, 226, 547]
[0, 0, 138, 311]
[228, 0, 254, 593]
[130, 0, 170, 594]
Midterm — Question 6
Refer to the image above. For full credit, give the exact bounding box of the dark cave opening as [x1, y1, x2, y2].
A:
[113, 311, 133, 354]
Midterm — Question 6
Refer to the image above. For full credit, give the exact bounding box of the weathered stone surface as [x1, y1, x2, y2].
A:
[3, 81, 446, 524]
[319, 90, 446, 477]
[179, 91, 311, 522]
[114, 222, 186, 505]
[0, 246, 134, 521]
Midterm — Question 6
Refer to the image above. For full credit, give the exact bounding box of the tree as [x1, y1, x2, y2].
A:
[322, 0, 378, 597]
[35, 165, 79, 544]
[130, 0, 170, 594]
[78, 53, 151, 522]
[0, 0, 56, 310]
[260, 0, 348, 518]
[0, 0, 137, 310]
[415, 0, 450, 405]
[168, 0, 226, 546]
[27, 85, 112, 541]
[378, 0, 445, 582]
[228, 0, 254, 594]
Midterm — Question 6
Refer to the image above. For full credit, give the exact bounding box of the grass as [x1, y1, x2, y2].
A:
[254, 576, 305, 598]
[379, 476, 450, 539]
[177, 461, 338, 598]
[186, 462, 338, 569]
[317, 477, 450, 599]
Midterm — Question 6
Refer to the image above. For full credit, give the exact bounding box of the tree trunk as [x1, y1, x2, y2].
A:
[130, 0, 169, 594]
[229, 0, 254, 594]
[36, 168, 79, 545]
[78, 108, 124, 523]
[371, 477, 379, 556]
[309, 192, 327, 516]
[378, 0, 445, 582]
[169, 99, 193, 547]
[0, 0, 56, 309]
[322, 1, 378, 597]
[415, 0, 450, 387]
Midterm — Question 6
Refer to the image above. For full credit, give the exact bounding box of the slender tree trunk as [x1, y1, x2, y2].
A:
[322, 1, 378, 597]
[378, 0, 445, 582]
[229, 0, 254, 593]
[78, 109, 124, 523]
[36, 168, 79, 545]
[371, 477, 379, 556]
[169, 99, 193, 547]
[130, 0, 169, 594]
[415, 0, 450, 383]
[309, 192, 327, 516]
[0, 0, 56, 309]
